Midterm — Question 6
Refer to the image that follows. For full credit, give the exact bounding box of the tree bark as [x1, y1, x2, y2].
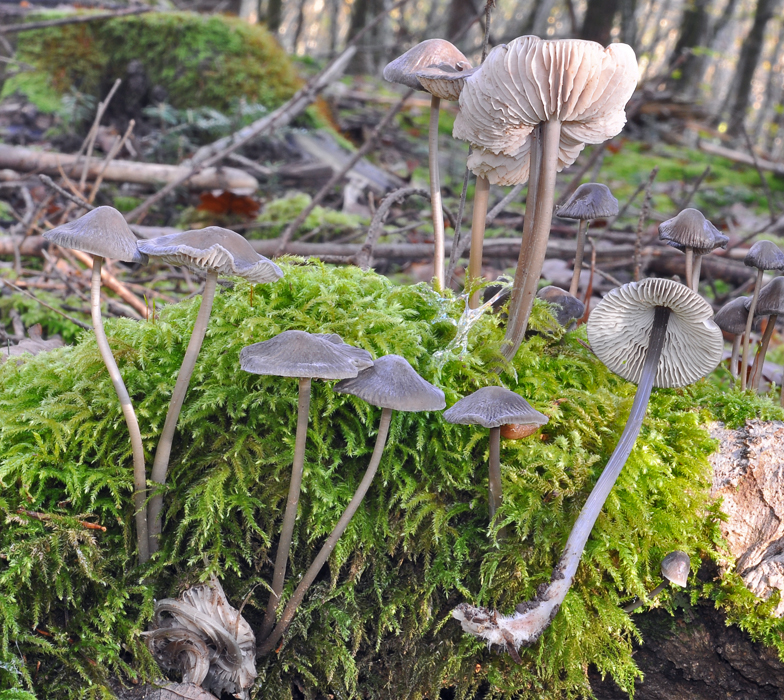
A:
[266, 0, 282, 34]
[667, 0, 710, 99]
[579, 0, 620, 46]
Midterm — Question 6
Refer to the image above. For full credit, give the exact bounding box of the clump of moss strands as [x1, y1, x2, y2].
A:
[0, 262, 783, 699]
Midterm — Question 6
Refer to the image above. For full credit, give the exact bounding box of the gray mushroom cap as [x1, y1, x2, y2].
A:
[44, 206, 146, 263]
[443, 386, 549, 429]
[334, 354, 445, 412]
[658, 209, 728, 254]
[660, 550, 690, 587]
[556, 182, 619, 220]
[714, 296, 757, 335]
[239, 330, 373, 380]
[383, 39, 472, 92]
[586, 278, 724, 388]
[744, 240, 784, 271]
[746, 277, 784, 317]
[536, 286, 586, 326]
[138, 226, 283, 284]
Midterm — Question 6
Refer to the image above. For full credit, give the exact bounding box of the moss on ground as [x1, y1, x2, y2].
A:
[0, 262, 782, 699]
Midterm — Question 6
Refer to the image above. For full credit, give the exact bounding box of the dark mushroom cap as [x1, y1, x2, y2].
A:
[334, 354, 445, 412]
[658, 209, 728, 254]
[714, 296, 756, 335]
[536, 286, 586, 326]
[556, 182, 619, 220]
[746, 277, 784, 317]
[661, 550, 690, 587]
[586, 278, 724, 388]
[44, 206, 146, 263]
[383, 39, 472, 92]
[443, 386, 549, 429]
[239, 330, 373, 380]
[138, 227, 283, 284]
[744, 240, 784, 271]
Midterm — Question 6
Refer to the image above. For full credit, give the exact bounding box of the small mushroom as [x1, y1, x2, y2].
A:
[239, 330, 373, 642]
[256, 354, 445, 655]
[623, 550, 690, 612]
[535, 286, 586, 330]
[744, 277, 784, 392]
[43, 206, 151, 562]
[713, 296, 756, 384]
[556, 183, 619, 297]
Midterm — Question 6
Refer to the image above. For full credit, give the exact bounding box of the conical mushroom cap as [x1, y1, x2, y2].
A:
[586, 278, 723, 388]
[658, 209, 728, 254]
[334, 354, 445, 411]
[714, 296, 755, 335]
[744, 239, 784, 271]
[660, 550, 690, 587]
[240, 330, 373, 380]
[557, 182, 619, 220]
[746, 277, 784, 317]
[443, 386, 549, 429]
[536, 286, 585, 326]
[44, 206, 146, 263]
[138, 227, 283, 284]
[383, 39, 472, 93]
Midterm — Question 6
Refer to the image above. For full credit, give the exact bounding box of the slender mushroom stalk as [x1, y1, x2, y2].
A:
[429, 95, 445, 289]
[488, 426, 502, 519]
[623, 550, 690, 613]
[750, 317, 777, 391]
[684, 247, 694, 289]
[691, 254, 703, 292]
[745, 277, 784, 392]
[741, 272, 764, 391]
[713, 296, 755, 387]
[731, 335, 742, 381]
[571, 220, 587, 297]
[468, 175, 491, 308]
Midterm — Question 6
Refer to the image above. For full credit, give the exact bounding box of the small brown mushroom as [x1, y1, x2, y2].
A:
[713, 296, 756, 384]
[623, 550, 690, 612]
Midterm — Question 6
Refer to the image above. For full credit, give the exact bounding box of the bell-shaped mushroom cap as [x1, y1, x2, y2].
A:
[443, 385, 549, 429]
[383, 39, 472, 93]
[660, 550, 690, 587]
[744, 239, 784, 271]
[536, 286, 585, 326]
[453, 37, 638, 185]
[416, 64, 479, 101]
[334, 354, 445, 412]
[658, 209, 728, 254]
[44, 206, 146, 263]
[714, 296, 755, 336]
[138, 226, 283, 284]
[586, 278, 724, 388]
[746, 276, 784, 317]
[239, 330, 373, 380]
[557, 182, 619, 220]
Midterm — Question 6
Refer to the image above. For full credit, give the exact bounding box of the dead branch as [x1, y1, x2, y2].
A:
[0, 6, 152, 34]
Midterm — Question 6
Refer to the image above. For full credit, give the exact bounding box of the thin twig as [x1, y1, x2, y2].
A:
[581, 260, 623, 287]
[0, 6, 151, 34]
[556, 143, 608, 207]
[38, 175, 96, 211]
[634, 167, 658, 281]
[78, 79, 122, 193]
[678, 165, 711, 211]
[0, 279, 92, 330]
[88, 120, 136, 204]
[486, 183, 525, 226]
[740, 124, 778, 221]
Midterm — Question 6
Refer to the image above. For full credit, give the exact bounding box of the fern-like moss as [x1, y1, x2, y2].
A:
[0, 261, 781, 698]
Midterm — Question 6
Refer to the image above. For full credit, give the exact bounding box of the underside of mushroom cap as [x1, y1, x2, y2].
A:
[745, 276, 784, 317]
[383, 39, 472, 92]
[660, 550, 690, 587]
[536, 286, 585, 326]
[44, 206, 147, 263]
[744, 239, 784, 271]
[658, 209, 728, 254]
[334, 354, 445, 411]
[240, 330, 373, 380]
[416, 64, 478, 101]
[714, 296, 755, 335]
[586, 278, 723, 388]
[443, 385, 549, 429]
[557, 182, 619, 220]
[138, 226, 283, 283]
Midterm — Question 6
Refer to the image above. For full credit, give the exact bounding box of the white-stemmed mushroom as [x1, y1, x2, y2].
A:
[623, 550, 690, 613]
[453, 278, 722, 659]
[745, 277, 784, 392]
[140, 227, 283, 555]
[239, 330, 373, 642]
[43, 206, 151, 562]
[256, 354, 445, 656]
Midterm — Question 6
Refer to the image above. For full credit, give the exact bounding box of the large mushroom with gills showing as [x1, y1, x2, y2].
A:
[744, 276, 784, 392]
[239, 330, 373, 642]
[452, 278, 722, 658]
[622, 550, 690, 613]
[713, 296, 755, 384]
[43, 206, 151, 562]
[256, 354, 445, 655]
[139, 226, 283, 555]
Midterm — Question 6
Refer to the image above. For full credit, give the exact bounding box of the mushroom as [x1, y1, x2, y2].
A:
[139, 227, 283, 555]
[535, 285, 586, 330]
[453, 279, 722, 657]
[443, 386, 548, 538]
[383, 40, 473, 290]
[450, 36, 637, 349]
[256, 354, 445, 655]
[43, 206, 151, 562]
[713, 296, 756, 384]
[239, 330, 373, 641]
[740, 240, 784, 390]
[623, 550, 690, 613]
[657, 208, 727, 292]
[556, 183, 619, 297]
[744, 277, 784, 392]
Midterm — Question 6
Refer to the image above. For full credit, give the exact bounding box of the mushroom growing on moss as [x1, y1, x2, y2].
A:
[713, 296, 755, 384]
[744, 276, 784, 392]
[623, 550, 690, 612]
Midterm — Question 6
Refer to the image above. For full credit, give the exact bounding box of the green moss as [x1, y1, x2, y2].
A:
[2, 12, 301, 113]
[0, 263, 781, 698]
[252, 193, 366, 239]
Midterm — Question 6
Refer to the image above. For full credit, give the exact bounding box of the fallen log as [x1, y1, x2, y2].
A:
[697, 141, 784, 177]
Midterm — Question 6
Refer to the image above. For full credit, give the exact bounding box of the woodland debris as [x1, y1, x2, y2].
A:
[697, 141, 784, 177]
[0, 5, 152, 34]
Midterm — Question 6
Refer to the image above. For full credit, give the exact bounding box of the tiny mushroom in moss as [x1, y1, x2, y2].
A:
[623, 550, 690, 612]
[536, 285, 586, 330]
[744, 276, 784, 393]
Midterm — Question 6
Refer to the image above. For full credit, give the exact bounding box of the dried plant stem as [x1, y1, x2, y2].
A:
[468, 176, 491, 308]
[741, 269, 764, 390]
[429, 95, 445, 290]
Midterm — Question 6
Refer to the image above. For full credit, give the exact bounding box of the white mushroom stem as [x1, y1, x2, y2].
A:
[257, 407, 393, 656]
[741, 269, 764, 390]
[429, 95, 445, 291]
[691, 254, 703, 292]
[148, 269, 219, 554]
[90, 258, 149, 563]
[488, 426, 507, 541]
[622, 579, 669, 613]
[569, 220, 587, 298]
[454, 306, 671, 655]
[684, 247, 694, 290]
[730, 335, 742, 382]
[751, 314, 777, 392]
[260, 376, 312, 642]
[468, 175, 491, 309]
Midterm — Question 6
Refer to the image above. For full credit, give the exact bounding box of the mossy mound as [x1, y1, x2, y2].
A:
[1, 262, 782, 699]
[1, 12, 301, 113]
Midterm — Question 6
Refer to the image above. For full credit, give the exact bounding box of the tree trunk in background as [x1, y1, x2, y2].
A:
[447, 0, 479, 44]
[266, 0, 282, 34]
[580, 0, 620, 45]
[239, 0, 259, 22]
[292, 0, 308, 52]
[327, 0, 340, 57]
[667, 0, 710, 99]
[618, 0, 637, 51]
[752, 23, 784, 143]
[347, 0, 372, 73]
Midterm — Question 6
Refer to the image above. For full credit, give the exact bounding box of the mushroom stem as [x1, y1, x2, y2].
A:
[569, 220, 587, 298]
[622, 579, 669, 613]
[467, 175, 491, 309]
[429, 95, 445, 292]
[257, 407, 393, 656]
[741, 269, 764, 390]
[455, 306, 671, 651]
[260, 376, 312, 642]
[148, 269, 219, 554]
[501, 119, 563, 362]
[751, 314, 777, 391]
[90, 258, 149, 563]
[684, 247, 694, 290]
[730, 335, 742, 383]
[488, 426, 507, 541]
[691, 254, 703, 293]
